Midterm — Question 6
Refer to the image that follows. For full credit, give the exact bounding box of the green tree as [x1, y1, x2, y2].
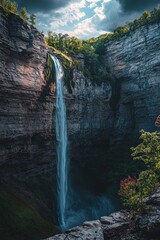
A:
[131, 130, 160, 175]
[119, 130, 160, 215]
[0, 0, 7, 7]
[20, 7, 28, 21]
[6, 1, 18, 14]
[29, 14, 36, 27]
[140, 11, 151, 22]
[114, 26, 129, 36]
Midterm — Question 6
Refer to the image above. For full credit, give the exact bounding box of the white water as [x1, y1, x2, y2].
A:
[51, 55, 118, 231]
[51, 55, 68, 229]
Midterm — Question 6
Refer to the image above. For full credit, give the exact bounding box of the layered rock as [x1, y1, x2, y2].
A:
[105, 23, 160, 142]
[0, 7, 113, 227]
[63, 22, 160, 209]
[0, 7, 56, 222]
[65, 69, 112, 146]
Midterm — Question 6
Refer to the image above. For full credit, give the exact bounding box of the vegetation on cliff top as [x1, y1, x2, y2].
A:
[1, 1, 160, 84]
[0, 0, 36, 26]
[46, 7, 160, 52]
[87, 8, 160, 45]
[46, 7, 160, 84]
[45, 32, 108, 84]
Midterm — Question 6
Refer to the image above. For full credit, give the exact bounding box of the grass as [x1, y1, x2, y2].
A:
[0, 185, 58, 240]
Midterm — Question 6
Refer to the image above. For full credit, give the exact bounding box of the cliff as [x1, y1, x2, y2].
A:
[64, 22, 160, 204]
[105, 23, 160, 142]
[0, 5, 160, 239]
[0, 6, 57, 226]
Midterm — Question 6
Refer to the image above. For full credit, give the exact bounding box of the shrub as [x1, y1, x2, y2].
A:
[20, 7, 28, 21]
[131, 130, 160, 176]
[0, 0, 18, 14]
[29, 14, 36, 27]
[119, 130, 160, 216]
[0, 0, 35, 27]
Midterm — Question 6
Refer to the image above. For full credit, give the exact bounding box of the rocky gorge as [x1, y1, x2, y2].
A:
[0, 5, 160, 240]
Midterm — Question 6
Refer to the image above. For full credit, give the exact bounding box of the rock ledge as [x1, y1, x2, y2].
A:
[46, 188, 160, 240]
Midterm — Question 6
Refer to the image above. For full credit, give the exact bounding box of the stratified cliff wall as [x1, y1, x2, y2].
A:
[0, 7, 57, 222]
[64, 23, 160, 198]
[105, 23, 160, 142]
[65, 69, 112, 146]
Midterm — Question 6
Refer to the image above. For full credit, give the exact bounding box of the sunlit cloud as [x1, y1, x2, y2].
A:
[15, 0, 160, 39]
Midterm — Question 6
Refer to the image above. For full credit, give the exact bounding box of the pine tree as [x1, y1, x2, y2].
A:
[21, 7, 28, 21]
[0, 0, 7, 8]
[29, 14, 36, 27]
[7, 1, 18, 14]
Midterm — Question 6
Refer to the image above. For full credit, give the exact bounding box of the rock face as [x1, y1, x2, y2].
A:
[62, 22, 160, 217]
[0, 7, 57, 222]
[105, 23, 160, 142]
[65, 69, 112, 146]
[45, 188, 160, 240]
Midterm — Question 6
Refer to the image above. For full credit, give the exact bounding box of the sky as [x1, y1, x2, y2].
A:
[15, 0, 160, 39]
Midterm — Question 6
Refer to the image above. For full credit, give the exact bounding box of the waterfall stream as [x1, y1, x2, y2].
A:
[51, 55, 68, 229]
[51, 54, 116, 231]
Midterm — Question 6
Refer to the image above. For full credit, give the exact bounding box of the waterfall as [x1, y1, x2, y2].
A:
[51, 55, 68, 229]
[50, 55, 116, 231]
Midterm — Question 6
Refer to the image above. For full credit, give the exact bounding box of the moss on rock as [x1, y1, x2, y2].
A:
[0, 185, 59, 240]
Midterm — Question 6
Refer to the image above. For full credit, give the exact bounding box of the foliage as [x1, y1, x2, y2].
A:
[0, 0, 18, 14]
[119, 130, 160, 215]
[46, 32, 84, 54]
[46, 8, 160, 84]
[48, 46, 74, 92]
[119, 172, 158, 214]
[29, 14, 36, 27]
[131, 130, 160, 176]
[97, 8, 160, 44]
[20, 7, 28, 21]
[0, 0, 36, 27]
[46, 32, 108, 84]
[0, 185, 58, 240]
[83, 8, 160, 49]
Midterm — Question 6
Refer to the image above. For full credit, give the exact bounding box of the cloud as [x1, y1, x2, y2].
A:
[15, 0, 80, 12]
[96, 0, 137, 31]
[96, 0, 160, 32]
[86, 0, 101, 8]
[118, 0, 160, 12]
[35, 0, 86, 34]
[54, 0, 160, 39]
[68, 17, 106, 39]
[50, 0, 86, 28]
[15, 0, 160, 39]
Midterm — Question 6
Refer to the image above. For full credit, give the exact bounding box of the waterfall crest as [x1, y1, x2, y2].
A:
[51, 55, 68, 229]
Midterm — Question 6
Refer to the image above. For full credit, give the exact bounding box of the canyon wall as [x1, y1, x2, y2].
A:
[0, 7, 57, 222]
[65, 23, 160, 158]
[105, 23, 160, 142]
[0, 6, 160, 228]
[65, 23, 160, 198]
